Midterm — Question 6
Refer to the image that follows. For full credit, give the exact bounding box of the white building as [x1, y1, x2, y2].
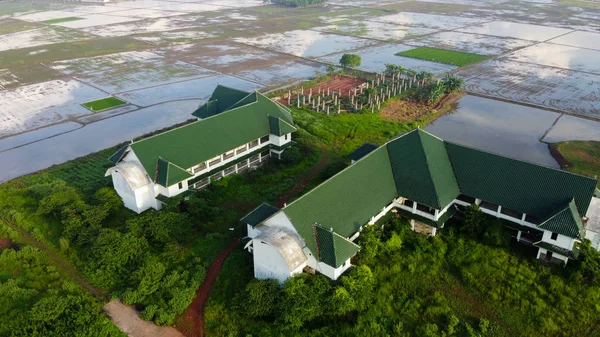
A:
[243, 129, 599, 283]
[106, 85, 296, 213]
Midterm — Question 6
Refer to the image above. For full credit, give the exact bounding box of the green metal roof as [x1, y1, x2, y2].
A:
[268, 115, 297, 137]
[155, 158, 193, 186]
[534, 241, 579, 259]
[241, 203, 280, 228]
[130, 90, 293, 187]
[314, 224, 360, 268]
[347, 143, 379, 162]
[538, 199, 585, 239]
[284, 146, 397, 267]
[387, 129, 460, 210]
[445, 142, 597, 219]
[192, 85, 251, 118]
[108, 144, 129, 164]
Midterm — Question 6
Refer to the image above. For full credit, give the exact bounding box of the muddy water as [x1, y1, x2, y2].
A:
[425, 95, 562, 168]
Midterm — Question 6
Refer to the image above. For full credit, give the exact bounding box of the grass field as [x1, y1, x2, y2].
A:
[82, 96, 127, 112]
[42, 17, 83, 24]
[553, 141, 600, 187]
[396, 47, 489, 66]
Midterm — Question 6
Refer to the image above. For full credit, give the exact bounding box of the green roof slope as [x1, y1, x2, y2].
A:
[445, 142, 598, 219]
[314, 224, 360, 268]
[131, 92, 293, 186]
[538, 200, 585, 239]
[284, 146, 397, 265]
[269, 115, 297, 136]
[387, 129, 460, 210]
[155, 158, 193, 186]
[192, 85, 250, 118]
[241, 203, 280, 227]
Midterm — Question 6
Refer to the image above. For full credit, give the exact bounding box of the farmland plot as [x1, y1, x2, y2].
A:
[233, 60, 326, 87]
[0, 26, 93, 52]
[502, 43, 600, 75]
[369, 12, 486, 30]
[314, 21, 436, 41]
[0, 80, 108, 137]
[406, 31, 534, 56]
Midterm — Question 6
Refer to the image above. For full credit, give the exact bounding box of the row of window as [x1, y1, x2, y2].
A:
[188, 151, 271, 190]
[188, 135, 271, 174]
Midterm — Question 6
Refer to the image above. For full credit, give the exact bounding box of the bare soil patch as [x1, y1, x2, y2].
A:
[104, 300, 184, 337]
[380, 92, 464, 123]
[279, 75, 365, 104]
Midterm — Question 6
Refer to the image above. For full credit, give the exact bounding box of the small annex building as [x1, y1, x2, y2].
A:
[242, 129, 599, 283]
[106, 85, 296, 213]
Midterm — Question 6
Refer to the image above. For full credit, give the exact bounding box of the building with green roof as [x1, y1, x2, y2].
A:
[242, 129, 599, 282]
[106, 85, 296, 213]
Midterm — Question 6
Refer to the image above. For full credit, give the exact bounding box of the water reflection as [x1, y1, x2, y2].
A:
[425, 95, 561, 168]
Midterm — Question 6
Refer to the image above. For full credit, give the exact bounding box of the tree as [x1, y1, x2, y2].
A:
[340, 265, 374, 312]
[241, 279, 281, 318]
[441, 74, 463, 93]
[94, 187, 122, 215]
[462, 205, 485, 239]
[339, 54, 361, 69]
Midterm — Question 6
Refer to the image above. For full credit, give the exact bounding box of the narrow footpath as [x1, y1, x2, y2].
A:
[175, 238, 240, 337]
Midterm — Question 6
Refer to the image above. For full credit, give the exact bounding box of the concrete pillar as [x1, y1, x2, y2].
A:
[412, 202, 417, 213]
[536, 248, 542, 259]
[497, 205, 502, 217]
[411, 219, 415, 230]
[475, 198, 481, 205]
[431, 227, 437, 237]
[517, 230, 522, 242]
[521, 213, 527, 225]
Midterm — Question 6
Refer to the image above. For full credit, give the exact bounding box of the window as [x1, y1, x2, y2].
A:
[208, 155, 221, 166]
[249, 139, 259, 149]
[456, 194, 476, 204]
[192, 162, 206, 174]
[525, 214, 541, 225]
[236, 145, 247, 155]
[416, 203, 436, 215]
[178, 182, 183, 189]
[402, 199, 414, 208]
[546, 251, 553, 261]
[260, 135, 270, 144]
[285, 134, 289, 140]
[551, 232, 558, 240]
[223, 150, 234, 160]
[480, 201, 499, 211]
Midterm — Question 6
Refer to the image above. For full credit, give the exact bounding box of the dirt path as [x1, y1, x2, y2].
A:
[0, 212, 106, 300]
[276, 146, 329, 207]
[104, 300, 184, 337]
[175, 237, 240, 337]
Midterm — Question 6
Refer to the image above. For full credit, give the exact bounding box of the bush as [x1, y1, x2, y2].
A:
[339, 54, 361, 69]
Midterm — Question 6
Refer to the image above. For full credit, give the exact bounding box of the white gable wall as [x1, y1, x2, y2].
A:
[253, 238, 306, 284]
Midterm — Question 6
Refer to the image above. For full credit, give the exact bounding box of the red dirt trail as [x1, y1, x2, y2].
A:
[175, 237, 239, 337]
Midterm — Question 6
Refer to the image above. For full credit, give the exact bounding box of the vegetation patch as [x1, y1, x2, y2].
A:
[551, 141, 600, 186]
[42, 17, 83, 24]
[269, 0, 327, 7]
[82, 96, 127, 112]
[396, 47, 489, 67]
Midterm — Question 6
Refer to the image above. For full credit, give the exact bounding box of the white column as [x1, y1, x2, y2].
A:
[516, 230, 522, 242]
[410, 219, 415, 230]
[412, 202, 417, 213]
[536, 248, 542, 259]
[497, 205, 502, 217]
[475, 198, 481, 205]
[521, 213, 527, 225]
[434, 209, 440, 221]
[431, 227, 437, 237]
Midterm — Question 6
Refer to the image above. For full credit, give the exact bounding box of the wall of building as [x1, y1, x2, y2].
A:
[537, 248, 569, 264]
[541, 231, 574, 250]
[253, 239, 304, 284]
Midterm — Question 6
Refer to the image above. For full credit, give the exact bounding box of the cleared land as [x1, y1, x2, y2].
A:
[82, 96, 127, 112]
[552, 141, 600, 186]
[395, 47, 489, 66]
[42, 16, 83, 24]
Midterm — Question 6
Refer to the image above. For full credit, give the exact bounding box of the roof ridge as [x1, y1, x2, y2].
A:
[227, 91, 257, 112]
[445, 140, 598, 183]
[132, 99, 261, 146]
[284, 145, 388, 210]
[239, 202, 277, 222]
[417, 131, 443, 209]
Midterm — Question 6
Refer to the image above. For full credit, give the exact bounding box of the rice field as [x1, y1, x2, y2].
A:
[395, 47, 489, 66]
[42, 17, 83, 24]
[82, 96, 127, 112]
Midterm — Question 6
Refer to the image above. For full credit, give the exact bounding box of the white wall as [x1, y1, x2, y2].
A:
[317, 259, 352, 280]
[537, 248, 569, 263]
[541, 231, 574, 250]
[247, 224, 261, 239]
[111, 171, 154, 214]
[253, 239, 304, 284]
[585, 230, 600, 251]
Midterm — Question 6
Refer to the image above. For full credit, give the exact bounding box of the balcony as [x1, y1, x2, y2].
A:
[223, 151, 235, 160]
[192, 163, 206, 174]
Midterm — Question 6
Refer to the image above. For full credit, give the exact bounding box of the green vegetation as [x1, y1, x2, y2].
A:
[396, 47, 489, 67]
[204, 209, 600, 336]
[0, 225, 124, 337]
[269, 0, 327, 7]
[42, 17, 83, 24]
[339, 53, 362, 69]
[552, 141, 600, 187]
[0, 18, 42, 35]
[82, 97, 127, 112]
